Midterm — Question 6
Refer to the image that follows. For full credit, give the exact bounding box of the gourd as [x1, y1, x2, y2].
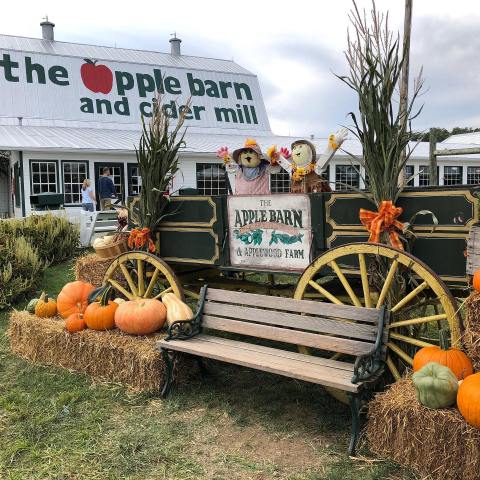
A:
[26, 298, 39, 314]
[457, 372, 480, 429]
[93, 237, 106, 248]
[83, 286, 117, 330]
[57, 281, 95, 318]
[162, 293, 193, 326]
[115, 298, 166, 335]
[412, 362, 458, 409]
[473, 269, 480, 292]
[65, 313, 86, 333]
[413, 329, 473, 380]
[35, 292, 57, 318]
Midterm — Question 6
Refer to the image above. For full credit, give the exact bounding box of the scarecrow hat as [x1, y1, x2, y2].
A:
[291, 139, 317, 163]
[232, 138, 266, 164]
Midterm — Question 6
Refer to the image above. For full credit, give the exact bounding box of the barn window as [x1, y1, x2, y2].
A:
[62, 161, 88, 204]
[196, 163, 227, 195]
[443, 166, 463, 186]
[335, 164, 360, 190]
[467, 166, 480, 185]
[30, 161, 58, 194]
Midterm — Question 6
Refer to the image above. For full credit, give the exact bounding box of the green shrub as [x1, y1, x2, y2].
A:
[0, 235, 42, 308]
[0, 214, 79, 264]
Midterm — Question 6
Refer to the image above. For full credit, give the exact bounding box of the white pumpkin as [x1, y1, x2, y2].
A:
[93, 237, 106, 248]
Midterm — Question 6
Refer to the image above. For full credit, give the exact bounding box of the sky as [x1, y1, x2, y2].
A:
[1, 0, 480, 137]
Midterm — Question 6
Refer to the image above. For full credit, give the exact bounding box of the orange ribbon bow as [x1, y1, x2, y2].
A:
[128, 227, 156, 253]
[359, 200, 404, 250]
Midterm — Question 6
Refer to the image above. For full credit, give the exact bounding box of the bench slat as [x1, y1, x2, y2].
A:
[203, 302, 377, 342]
[206, 288, 378, 323]
[190, 335, 355, 372]
[158, 335, 360, 392]
[202, 315, 374, 356]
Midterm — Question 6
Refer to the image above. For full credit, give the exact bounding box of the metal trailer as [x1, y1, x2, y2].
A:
[103, 186, 478, 385]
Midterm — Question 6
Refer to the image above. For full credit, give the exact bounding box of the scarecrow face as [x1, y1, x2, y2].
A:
[239, 148, 261, 168]
[292, 143, 313, 167]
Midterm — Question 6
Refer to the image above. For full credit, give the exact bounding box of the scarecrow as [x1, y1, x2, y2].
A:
[216, 138, 280, 195]
[267, 128, 348, 193]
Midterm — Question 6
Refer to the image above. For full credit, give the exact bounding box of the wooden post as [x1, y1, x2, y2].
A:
[398, 0, 413, 186]
[429, 128, 438, 185]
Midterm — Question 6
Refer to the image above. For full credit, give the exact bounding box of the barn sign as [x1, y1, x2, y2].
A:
[227, 195, 312, 271]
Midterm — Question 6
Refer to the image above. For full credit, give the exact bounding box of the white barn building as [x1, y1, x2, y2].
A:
[1, 21, 479, 220]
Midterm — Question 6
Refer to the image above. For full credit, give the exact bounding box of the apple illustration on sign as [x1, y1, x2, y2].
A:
[80, 59, 113, 94]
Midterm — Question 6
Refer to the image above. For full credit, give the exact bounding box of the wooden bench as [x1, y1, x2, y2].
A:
[157, 286, 389, 455]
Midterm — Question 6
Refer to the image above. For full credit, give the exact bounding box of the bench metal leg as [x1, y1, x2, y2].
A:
[348, 393, 361, 456]
[160, 349, 174, 398]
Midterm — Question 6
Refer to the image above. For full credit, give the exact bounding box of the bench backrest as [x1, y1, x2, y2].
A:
[202, 288, 388, 357]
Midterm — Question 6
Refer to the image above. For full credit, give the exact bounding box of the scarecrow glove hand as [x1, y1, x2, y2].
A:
[280, 147, 291, 159]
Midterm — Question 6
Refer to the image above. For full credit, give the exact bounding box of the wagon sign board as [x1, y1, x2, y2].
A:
[227, 195, 312, 271]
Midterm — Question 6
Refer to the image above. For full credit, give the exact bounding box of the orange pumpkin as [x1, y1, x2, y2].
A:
[115, 299, 166, 335]
[413, 330, 473, 380]
[473, 269, 480, 292]
[457, 372, 480, 429]
[83, 287, 118, 330]
[35, 292, 57, 318]
[57, 281, 95, 318]
[65, 313, 86, 333]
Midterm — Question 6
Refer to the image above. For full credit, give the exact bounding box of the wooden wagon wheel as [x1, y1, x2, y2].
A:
[103, 251, 184, 301]
[294, 242, 462, 401]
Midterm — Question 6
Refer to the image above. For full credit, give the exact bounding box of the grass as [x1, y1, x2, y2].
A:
[0, 261, 417, 479]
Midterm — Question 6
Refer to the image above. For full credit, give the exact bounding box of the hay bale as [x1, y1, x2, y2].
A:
[74, 253, 115, 287]
[7, 310, 195, 391]
[364, 377, 480, 480]
[464, 292, 480, 370]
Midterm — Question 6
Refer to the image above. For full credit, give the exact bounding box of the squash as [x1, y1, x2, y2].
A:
[412, 362, 458, 409]
[413, 329, 473, 380]
[26, 298, 39, 314]
[473, 269, 480, 292]
[35, 292, 57, 318]
[457, 372, 480, 429]
[162, 293, 193, 326]
[83, 286, 117, 330]
[57, 281, 95, 318]
[65, 313, 86, 333]
[115, 298, 166, 335]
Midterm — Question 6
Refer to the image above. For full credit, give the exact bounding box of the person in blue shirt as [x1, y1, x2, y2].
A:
[98, 167, 116, 210]
[81, 179, 96, 212]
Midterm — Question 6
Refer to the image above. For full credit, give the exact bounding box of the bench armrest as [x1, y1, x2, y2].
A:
[351, 305, 389, 384]
[164, 285, 208, 341]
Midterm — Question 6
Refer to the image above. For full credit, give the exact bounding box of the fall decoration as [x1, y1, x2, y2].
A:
[464, 292, 480, 370]
[115, 298, 166, 335]
[35, 292, 57, 318]
[473, 269, 480, 292]
[83, 287, 117, 331]
[57, 281, 95, 318]
[65, 313, 86, 333]
[26, 298, 39, 314]
[413, 329, 473, 380]
[412, 362, 458, 409]
[127, 228, 155, 253]
[365, 376, 480, 480]
[457, 372, 480, 430]
[162, 293, 193, 326]
[8, 310, 196, 391]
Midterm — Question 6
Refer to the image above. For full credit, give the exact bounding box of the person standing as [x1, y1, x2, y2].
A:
[98, 167, 116, 210]
[81, 179, 96, 212]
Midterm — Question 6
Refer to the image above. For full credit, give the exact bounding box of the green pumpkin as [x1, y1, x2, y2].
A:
[26, 298, 39, 314]
[412, 362, 458, 409]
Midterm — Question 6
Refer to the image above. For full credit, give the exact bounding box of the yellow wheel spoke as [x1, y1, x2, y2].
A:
[119, 263, 138, 297]
[358, 253, 372, 308]
[376, 259, 398, 309]
[137, 259, 145, 297]
[108, 278, 135, 300]
[308, 280, 344, 305]
[386, 355, 401, 380]
[389, 332, 436, 348]
[154, 286, 172, 299]
[391, 281, 428, 313]
[329, 260, 362, 307]
[387, 341, 414, 366]
[389, 313, 447, 329]
[144, 268, 160, 298]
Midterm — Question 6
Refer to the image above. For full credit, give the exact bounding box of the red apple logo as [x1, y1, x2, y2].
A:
[80, 59, 113, 94]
